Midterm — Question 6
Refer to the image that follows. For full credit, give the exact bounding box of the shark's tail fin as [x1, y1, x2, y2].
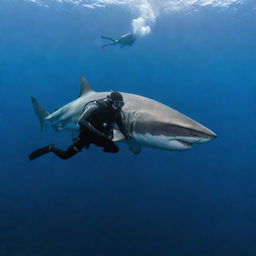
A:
[31, 96, 49, 135]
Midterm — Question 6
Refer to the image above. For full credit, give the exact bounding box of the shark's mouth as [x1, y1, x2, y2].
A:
[177, 139, 192, 148]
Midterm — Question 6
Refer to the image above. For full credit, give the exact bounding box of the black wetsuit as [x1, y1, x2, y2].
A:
[29, 100, 128, 160]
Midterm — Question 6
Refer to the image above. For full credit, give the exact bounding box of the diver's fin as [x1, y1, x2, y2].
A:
[79, 77, 94, 97]
[29, 145, 51, 161]
[129, 144, 141, 155]
[102, 43, 115, 48]
[112, 129, 127, 143]
[31, 97, 49, 135]
[101, 36, 116, 42]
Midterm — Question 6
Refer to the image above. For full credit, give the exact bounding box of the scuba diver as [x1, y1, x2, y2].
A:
[29, 92, 128, 160]
[101, 32, 137, 48]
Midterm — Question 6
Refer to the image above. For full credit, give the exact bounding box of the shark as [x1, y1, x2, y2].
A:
[31, 77, 216, 155]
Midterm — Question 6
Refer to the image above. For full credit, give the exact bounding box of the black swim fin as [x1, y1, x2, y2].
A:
[102, 43, 115, 48]
[29, 145, 53, 161]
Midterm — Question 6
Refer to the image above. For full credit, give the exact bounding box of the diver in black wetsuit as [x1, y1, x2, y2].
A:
[101, 32, 137, 48]
[29, 92, 128, 160]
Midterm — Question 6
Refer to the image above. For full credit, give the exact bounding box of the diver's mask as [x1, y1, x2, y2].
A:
[106, 92, 124, 110]
[111, 100, 124, 110]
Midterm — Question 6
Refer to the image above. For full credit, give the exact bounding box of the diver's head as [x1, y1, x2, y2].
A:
[107, 91, 124, 111]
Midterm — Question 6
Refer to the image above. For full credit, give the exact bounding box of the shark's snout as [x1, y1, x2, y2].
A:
[164, 126, 216, 151]
[192, 127, 217, 143]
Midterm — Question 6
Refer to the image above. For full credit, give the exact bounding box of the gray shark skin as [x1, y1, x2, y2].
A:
[31, 77, 216, 155]
[101, 33, 137, 48]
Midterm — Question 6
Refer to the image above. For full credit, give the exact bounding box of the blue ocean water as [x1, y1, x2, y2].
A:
[0, 0, 256, 255]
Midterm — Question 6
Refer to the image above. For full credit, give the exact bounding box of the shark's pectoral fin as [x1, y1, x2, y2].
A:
[112, 130, 141, 154]
[79, 77, 94, 97]
[128, 144, 141, 155]
[112, 129, 126, 143]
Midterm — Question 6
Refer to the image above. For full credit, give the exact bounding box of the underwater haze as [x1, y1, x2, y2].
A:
[0, 0, 256, 255]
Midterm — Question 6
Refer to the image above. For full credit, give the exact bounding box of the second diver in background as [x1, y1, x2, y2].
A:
[101, 32, 137, 48]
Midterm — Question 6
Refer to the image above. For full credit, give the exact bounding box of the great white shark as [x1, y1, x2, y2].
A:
[31, 77, 216, 155]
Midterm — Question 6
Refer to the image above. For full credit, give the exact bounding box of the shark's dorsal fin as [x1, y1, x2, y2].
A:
[79, 77, 94, 97]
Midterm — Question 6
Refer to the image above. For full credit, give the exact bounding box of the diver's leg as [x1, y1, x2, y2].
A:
[28, 144, 79, 161]
[101, 36, 116, 42]
[103, 142, 119, 153]
[93, 135, 119, 153]
[29, 131, 90, 161]
[102, 43, 116, 48]
[50, 144, 80, 160]
[51, 134, 90, 160]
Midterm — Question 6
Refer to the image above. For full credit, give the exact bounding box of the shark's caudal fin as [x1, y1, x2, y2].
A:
[31, 96, 49, 135]
[79, 77, 94, 97]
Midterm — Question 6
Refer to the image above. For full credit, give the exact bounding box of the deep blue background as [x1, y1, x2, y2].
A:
[0, 1, 256, 255]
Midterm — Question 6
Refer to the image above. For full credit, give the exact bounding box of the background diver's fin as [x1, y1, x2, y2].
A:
[102, 43, 115, 48]
[31, 96, 49, 136]
[79, 77, 94, 97]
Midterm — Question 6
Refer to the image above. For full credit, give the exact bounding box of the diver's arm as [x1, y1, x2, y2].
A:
[116, 113, 129, 139]
[79, 104, 106, 138]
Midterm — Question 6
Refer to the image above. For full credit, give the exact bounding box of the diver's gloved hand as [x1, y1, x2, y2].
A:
[29, 144, 54, 161]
